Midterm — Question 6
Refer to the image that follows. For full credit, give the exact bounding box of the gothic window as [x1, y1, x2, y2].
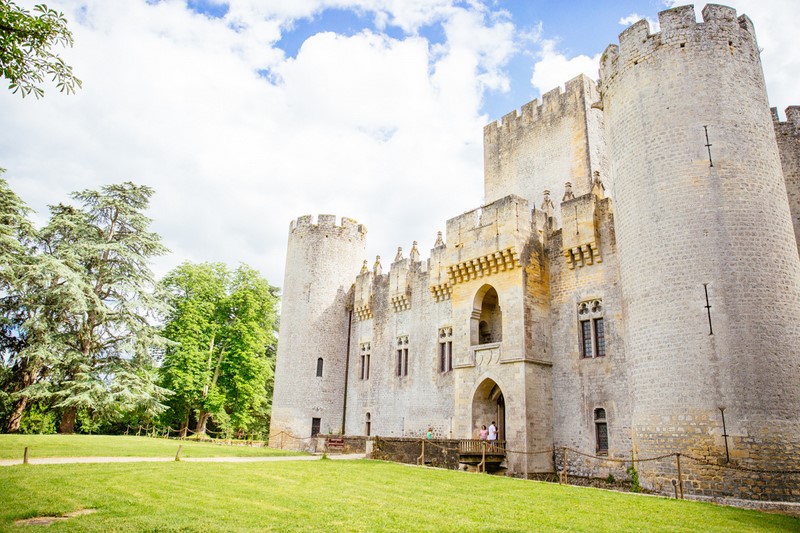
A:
[396, 336, 409, 377]
[316, 357, 323, 377]
[439, 327, 453, 372]
[594, 408, 608, 454]
[311, 417, 321, 436]
[578, 299, 606, 358]
[359, 342, 371, 380]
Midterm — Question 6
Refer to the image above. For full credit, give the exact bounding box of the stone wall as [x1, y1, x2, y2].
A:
[774, 106, 800, 255]
[370, 437, 461, 470]
[345, 241, 456, 440]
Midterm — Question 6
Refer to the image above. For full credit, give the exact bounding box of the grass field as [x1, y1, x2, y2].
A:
[1, 459, 798, 532]
[0, 434, 303, 459]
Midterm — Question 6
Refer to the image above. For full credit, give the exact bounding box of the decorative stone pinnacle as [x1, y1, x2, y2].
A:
[562, 182, 575, 201]
[394, 246, 403, 262]
[373, 255, 382, 276]
[592, 171, 606, 199]
[541, 189, 555, 217]
[410, 241, 420, 262]
[360, 260, 368, 274]
[434, 231, 444, 247]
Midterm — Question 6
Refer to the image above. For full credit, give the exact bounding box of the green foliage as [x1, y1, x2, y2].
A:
[0, 1, 81, 97]
[627, 462, 641, 493]
[17, 402, 55, 434]
[159, 262, 278, 438]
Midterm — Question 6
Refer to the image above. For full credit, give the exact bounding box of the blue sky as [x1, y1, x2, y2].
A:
[0, 0, 797, 287]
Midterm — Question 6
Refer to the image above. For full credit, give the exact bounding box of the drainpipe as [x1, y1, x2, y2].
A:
[341, 309, 353, 434]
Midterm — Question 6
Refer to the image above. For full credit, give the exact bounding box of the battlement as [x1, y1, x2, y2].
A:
[289, 214, 367, 236]
[773, 106, 800, 129]
[600, 4, 757, 88]
[484, 75, 597, 145]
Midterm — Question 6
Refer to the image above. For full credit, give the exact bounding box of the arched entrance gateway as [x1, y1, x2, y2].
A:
[472, 378, 505, 442]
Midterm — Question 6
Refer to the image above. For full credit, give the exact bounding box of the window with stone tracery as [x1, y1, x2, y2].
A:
[396, 336, 409, 377]
[359, 342, 371, 380]
[438, 327, 453, 373]
[578, 299, 605, 358]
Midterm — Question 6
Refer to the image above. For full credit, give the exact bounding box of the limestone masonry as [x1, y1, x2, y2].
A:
[270, 4, 800, 502]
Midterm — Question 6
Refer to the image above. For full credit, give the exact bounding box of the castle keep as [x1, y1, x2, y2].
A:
[270, 4, 800, 501]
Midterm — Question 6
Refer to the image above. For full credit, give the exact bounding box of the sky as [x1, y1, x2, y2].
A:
[1, 0, 798, 290]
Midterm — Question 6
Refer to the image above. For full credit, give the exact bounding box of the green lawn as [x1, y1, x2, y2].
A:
[0, 434, 303, 459]
[0, 459, 797, 532]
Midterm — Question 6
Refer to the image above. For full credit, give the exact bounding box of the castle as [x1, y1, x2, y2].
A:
[270, 4, 800, 502]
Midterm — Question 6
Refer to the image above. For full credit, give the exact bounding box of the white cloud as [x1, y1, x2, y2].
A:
[618, 13, 659, 32]
[0, 0, 515, 287]
[530, 40, 601, 95]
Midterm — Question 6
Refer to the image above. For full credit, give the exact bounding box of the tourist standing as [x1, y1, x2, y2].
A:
[488, 421, 497, 442]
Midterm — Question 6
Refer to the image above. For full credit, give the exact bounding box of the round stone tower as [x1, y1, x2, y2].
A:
[599, 5, 800, 500]
[269, 214, 366, 450]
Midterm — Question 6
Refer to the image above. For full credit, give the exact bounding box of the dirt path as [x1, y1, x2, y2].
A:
[0, 453, 365, 466]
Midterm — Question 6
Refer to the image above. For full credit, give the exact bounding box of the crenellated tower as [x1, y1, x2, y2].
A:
[599, 4, 800, 499]
[269, 215, 366, 450]
[483, 74, 608, 224]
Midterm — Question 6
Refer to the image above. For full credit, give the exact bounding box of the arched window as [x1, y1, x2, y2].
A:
[594, 408, 608, 454]
[365, 413, 371, 436]
[316, 357, 323, 377]
[471, 285, 502, 345]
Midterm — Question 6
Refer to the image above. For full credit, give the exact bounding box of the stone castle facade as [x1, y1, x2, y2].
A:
[270, 4, 800, 501]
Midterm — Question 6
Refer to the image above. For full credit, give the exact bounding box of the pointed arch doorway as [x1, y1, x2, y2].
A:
[472, 378, 505, 441]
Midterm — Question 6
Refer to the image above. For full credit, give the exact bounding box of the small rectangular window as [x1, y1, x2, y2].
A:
[365, 354, 370, 379]
[440, 342, 447, 372]
[311, 417, 321, 436]
[447, 341, 453, 371]
[397, 350, 403, 376]
[360, 355, 365, 380]
[596, 422, 608, 452]
[580, 320, 592, 358]
[594, 318, 605, 357]
[403, 348, 408, 376]
[595, 408, 608, 453]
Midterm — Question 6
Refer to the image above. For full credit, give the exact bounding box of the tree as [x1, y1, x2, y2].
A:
[159, 263, 278, 438]
[0, 179, 170, 433]
[0, 0, 81, 97]
[0, 172, 80, 432]
[31, 182, 169, 433]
